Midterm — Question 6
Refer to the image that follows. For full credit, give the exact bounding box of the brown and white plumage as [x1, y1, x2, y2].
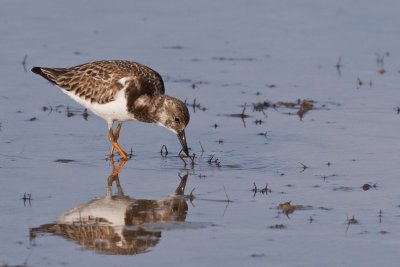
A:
[32, 60, 190, 160]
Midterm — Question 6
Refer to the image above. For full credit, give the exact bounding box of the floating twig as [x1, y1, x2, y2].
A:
[241, 103, 247, 118]
[257, 131, 268, 138]
[357, 77, 363, 89]
[21, 192, 32, 207]
[269, 224, 286, 229]
[375, 52, 385, 66]
[278, 201, 294, 218]
[54, 159, 74, 163]
[297, 99, 313, 120]
[299, 163, 308, 173]
[127, 147, 134, 159]
[199, 141, 205, 153]
[82, 108, 89, 121]
[378, 209, 383, 224]
[253, 100, 271, 112]
[335, 56, 342, 76]
[227, 103, 250, 128]
[345, 215, 358, 232]
[186, 98, 207, 112]
[189, 187, 196, 204]
[160, 145, 169, 156]
[66, 105, 75, 117]
[22, 54, 28, 72]
[207, 154, 221, 167]
[223, 186, 232, 203]
[251, 182, 271, 197]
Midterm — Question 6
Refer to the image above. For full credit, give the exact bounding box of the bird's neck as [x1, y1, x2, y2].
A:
[129, 95, 165, 124]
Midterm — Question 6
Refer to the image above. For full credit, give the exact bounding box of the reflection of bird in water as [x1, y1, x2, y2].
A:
[31, 60, 190, 160]
[30, 159, 189, 255]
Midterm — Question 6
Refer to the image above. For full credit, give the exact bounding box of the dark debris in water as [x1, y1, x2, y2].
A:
[54, 159, 75, 163]
[362, 183, 377, 191]
[223, 103, 252, 128]
[253, 101, 271, 112]
[318, 207, 333, 211]
[333, 186, 354, 192]
[73, 51, 90, 56]
[347, 215, 358, 224]
[346, 215, 359, 232]
[278, 201, 311, 218]
[223, 98, 333, 126]
[160, 145, 169, 156]
[251, 182, 271, 196]
[378, 68, 386, 75]
[184, 98, 207, 112]
[42, 104, 89, 120]
[378, 209, 383, 224]
[207, 154, 221, 167]
[257, 131, 269, 139]
[252, 98, 317, 120]
[250, 253, 267, 258]
[27, 117, 37, 122]
[191, 81, 207, 89]
[21, 192, 32, 207]
[228, 103, 251, 118]
[335, 56, 343, 76]
[163, 45, 184, 50]
[320, 174, 338, 180]
[269, 224, 286, 229]
[212, 56, 255, 62]
[21, 54, 28, 72]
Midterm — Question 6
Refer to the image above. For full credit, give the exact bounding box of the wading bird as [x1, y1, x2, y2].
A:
[32, 60, 190, 160]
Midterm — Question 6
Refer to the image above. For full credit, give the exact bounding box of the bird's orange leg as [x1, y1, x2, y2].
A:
[108, 124, 127, 160]
[114, 123, 123, 140]
[108, 123, 123, 156]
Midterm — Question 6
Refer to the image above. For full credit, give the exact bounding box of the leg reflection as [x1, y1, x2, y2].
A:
[106, 157, 126, 197]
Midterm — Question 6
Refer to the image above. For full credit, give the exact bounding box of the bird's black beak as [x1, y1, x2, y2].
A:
[177, 130, 189, 157]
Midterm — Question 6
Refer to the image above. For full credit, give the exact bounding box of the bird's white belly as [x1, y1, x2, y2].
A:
[62, 88, 135, 123]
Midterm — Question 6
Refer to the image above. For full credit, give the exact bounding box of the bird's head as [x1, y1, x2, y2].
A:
[156, 96, 190, 156]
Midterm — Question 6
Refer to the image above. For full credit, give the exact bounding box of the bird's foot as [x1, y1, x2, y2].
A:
[179, 149, 195, 165]
[109, 143, 128, 160]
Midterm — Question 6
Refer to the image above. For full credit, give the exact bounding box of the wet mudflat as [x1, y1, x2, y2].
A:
[2, 1, 400, 266]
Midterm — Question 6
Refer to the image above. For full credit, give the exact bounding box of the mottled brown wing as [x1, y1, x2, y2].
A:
[32, 60, 165, 104]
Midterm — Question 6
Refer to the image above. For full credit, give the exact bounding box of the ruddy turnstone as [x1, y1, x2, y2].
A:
[32, 60, 190, 160]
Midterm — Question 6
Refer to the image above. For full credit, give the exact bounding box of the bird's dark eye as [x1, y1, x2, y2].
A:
[174, 117, 180, 123]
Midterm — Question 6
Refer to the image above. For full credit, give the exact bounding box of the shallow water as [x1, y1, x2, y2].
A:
[2, 0, 400, 266]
